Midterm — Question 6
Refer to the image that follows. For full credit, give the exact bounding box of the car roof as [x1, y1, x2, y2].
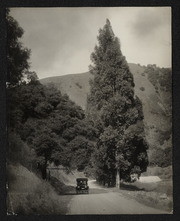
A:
[76, 178, 88, 181]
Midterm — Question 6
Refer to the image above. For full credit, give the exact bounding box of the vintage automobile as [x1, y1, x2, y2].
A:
[76, 178, 89, 194]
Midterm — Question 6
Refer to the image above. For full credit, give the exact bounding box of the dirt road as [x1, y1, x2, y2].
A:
[67, 180, 168, 214]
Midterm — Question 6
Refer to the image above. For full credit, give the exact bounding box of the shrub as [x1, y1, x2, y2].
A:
[140, 87, 145, 91]
[75, 82, 82, 89]
[8, 132, 37, 171]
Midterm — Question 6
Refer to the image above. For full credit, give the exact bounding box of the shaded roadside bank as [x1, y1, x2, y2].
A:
[7, 164, 73, 215]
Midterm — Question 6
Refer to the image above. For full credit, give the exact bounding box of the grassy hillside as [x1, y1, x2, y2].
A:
[40, 63, 172, 165]
[7, 163, 86, 214]
[128, 64, 172, 155]
[7, 164, 73, 214]
[40, 72, 91, 110]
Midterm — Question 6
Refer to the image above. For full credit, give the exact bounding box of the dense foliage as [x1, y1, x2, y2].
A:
[142, 64, 172, 167]
[7, 9, 31, 86]
[8, 81, 97, 178]
[87, 19, 148, 185]
[145, 64, 172, 116]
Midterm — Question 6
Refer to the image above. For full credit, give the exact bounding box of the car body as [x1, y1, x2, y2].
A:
[76, 178, 89, 194]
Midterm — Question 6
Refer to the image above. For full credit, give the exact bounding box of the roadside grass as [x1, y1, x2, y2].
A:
[7, 164, 72, 215]
[114, 179, 173, 213]
[49, 176, 75, 195]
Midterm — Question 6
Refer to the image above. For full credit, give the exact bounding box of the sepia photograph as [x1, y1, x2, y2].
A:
[6, 7, 172, 215]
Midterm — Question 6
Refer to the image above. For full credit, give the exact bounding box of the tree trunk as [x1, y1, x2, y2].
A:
[41, 158, 48, 180]
[41, 164, 47, 180]
[116, 169, 120, 189]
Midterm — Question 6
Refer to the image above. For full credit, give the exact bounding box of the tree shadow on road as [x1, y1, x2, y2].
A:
[120, 182, 144, 191]
[61, 188, 108, 196]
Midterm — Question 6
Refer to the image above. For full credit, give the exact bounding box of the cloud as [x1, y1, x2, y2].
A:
[131, 8, 170, 38]
[15, 9, 90, 73]
[10, 7, 171, 78]
[11, 8, 105, 78]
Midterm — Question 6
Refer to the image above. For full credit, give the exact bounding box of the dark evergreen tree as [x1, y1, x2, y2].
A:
[6, 9, 31, 86]
[87, 19, 148, 186]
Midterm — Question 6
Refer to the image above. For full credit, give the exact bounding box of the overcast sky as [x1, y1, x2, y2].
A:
[10, 7, 171, 79]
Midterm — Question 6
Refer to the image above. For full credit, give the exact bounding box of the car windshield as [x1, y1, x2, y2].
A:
[77, 180, 87, 185]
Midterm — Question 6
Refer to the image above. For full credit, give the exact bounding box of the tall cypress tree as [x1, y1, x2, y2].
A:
[88, 19, 148, 186]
